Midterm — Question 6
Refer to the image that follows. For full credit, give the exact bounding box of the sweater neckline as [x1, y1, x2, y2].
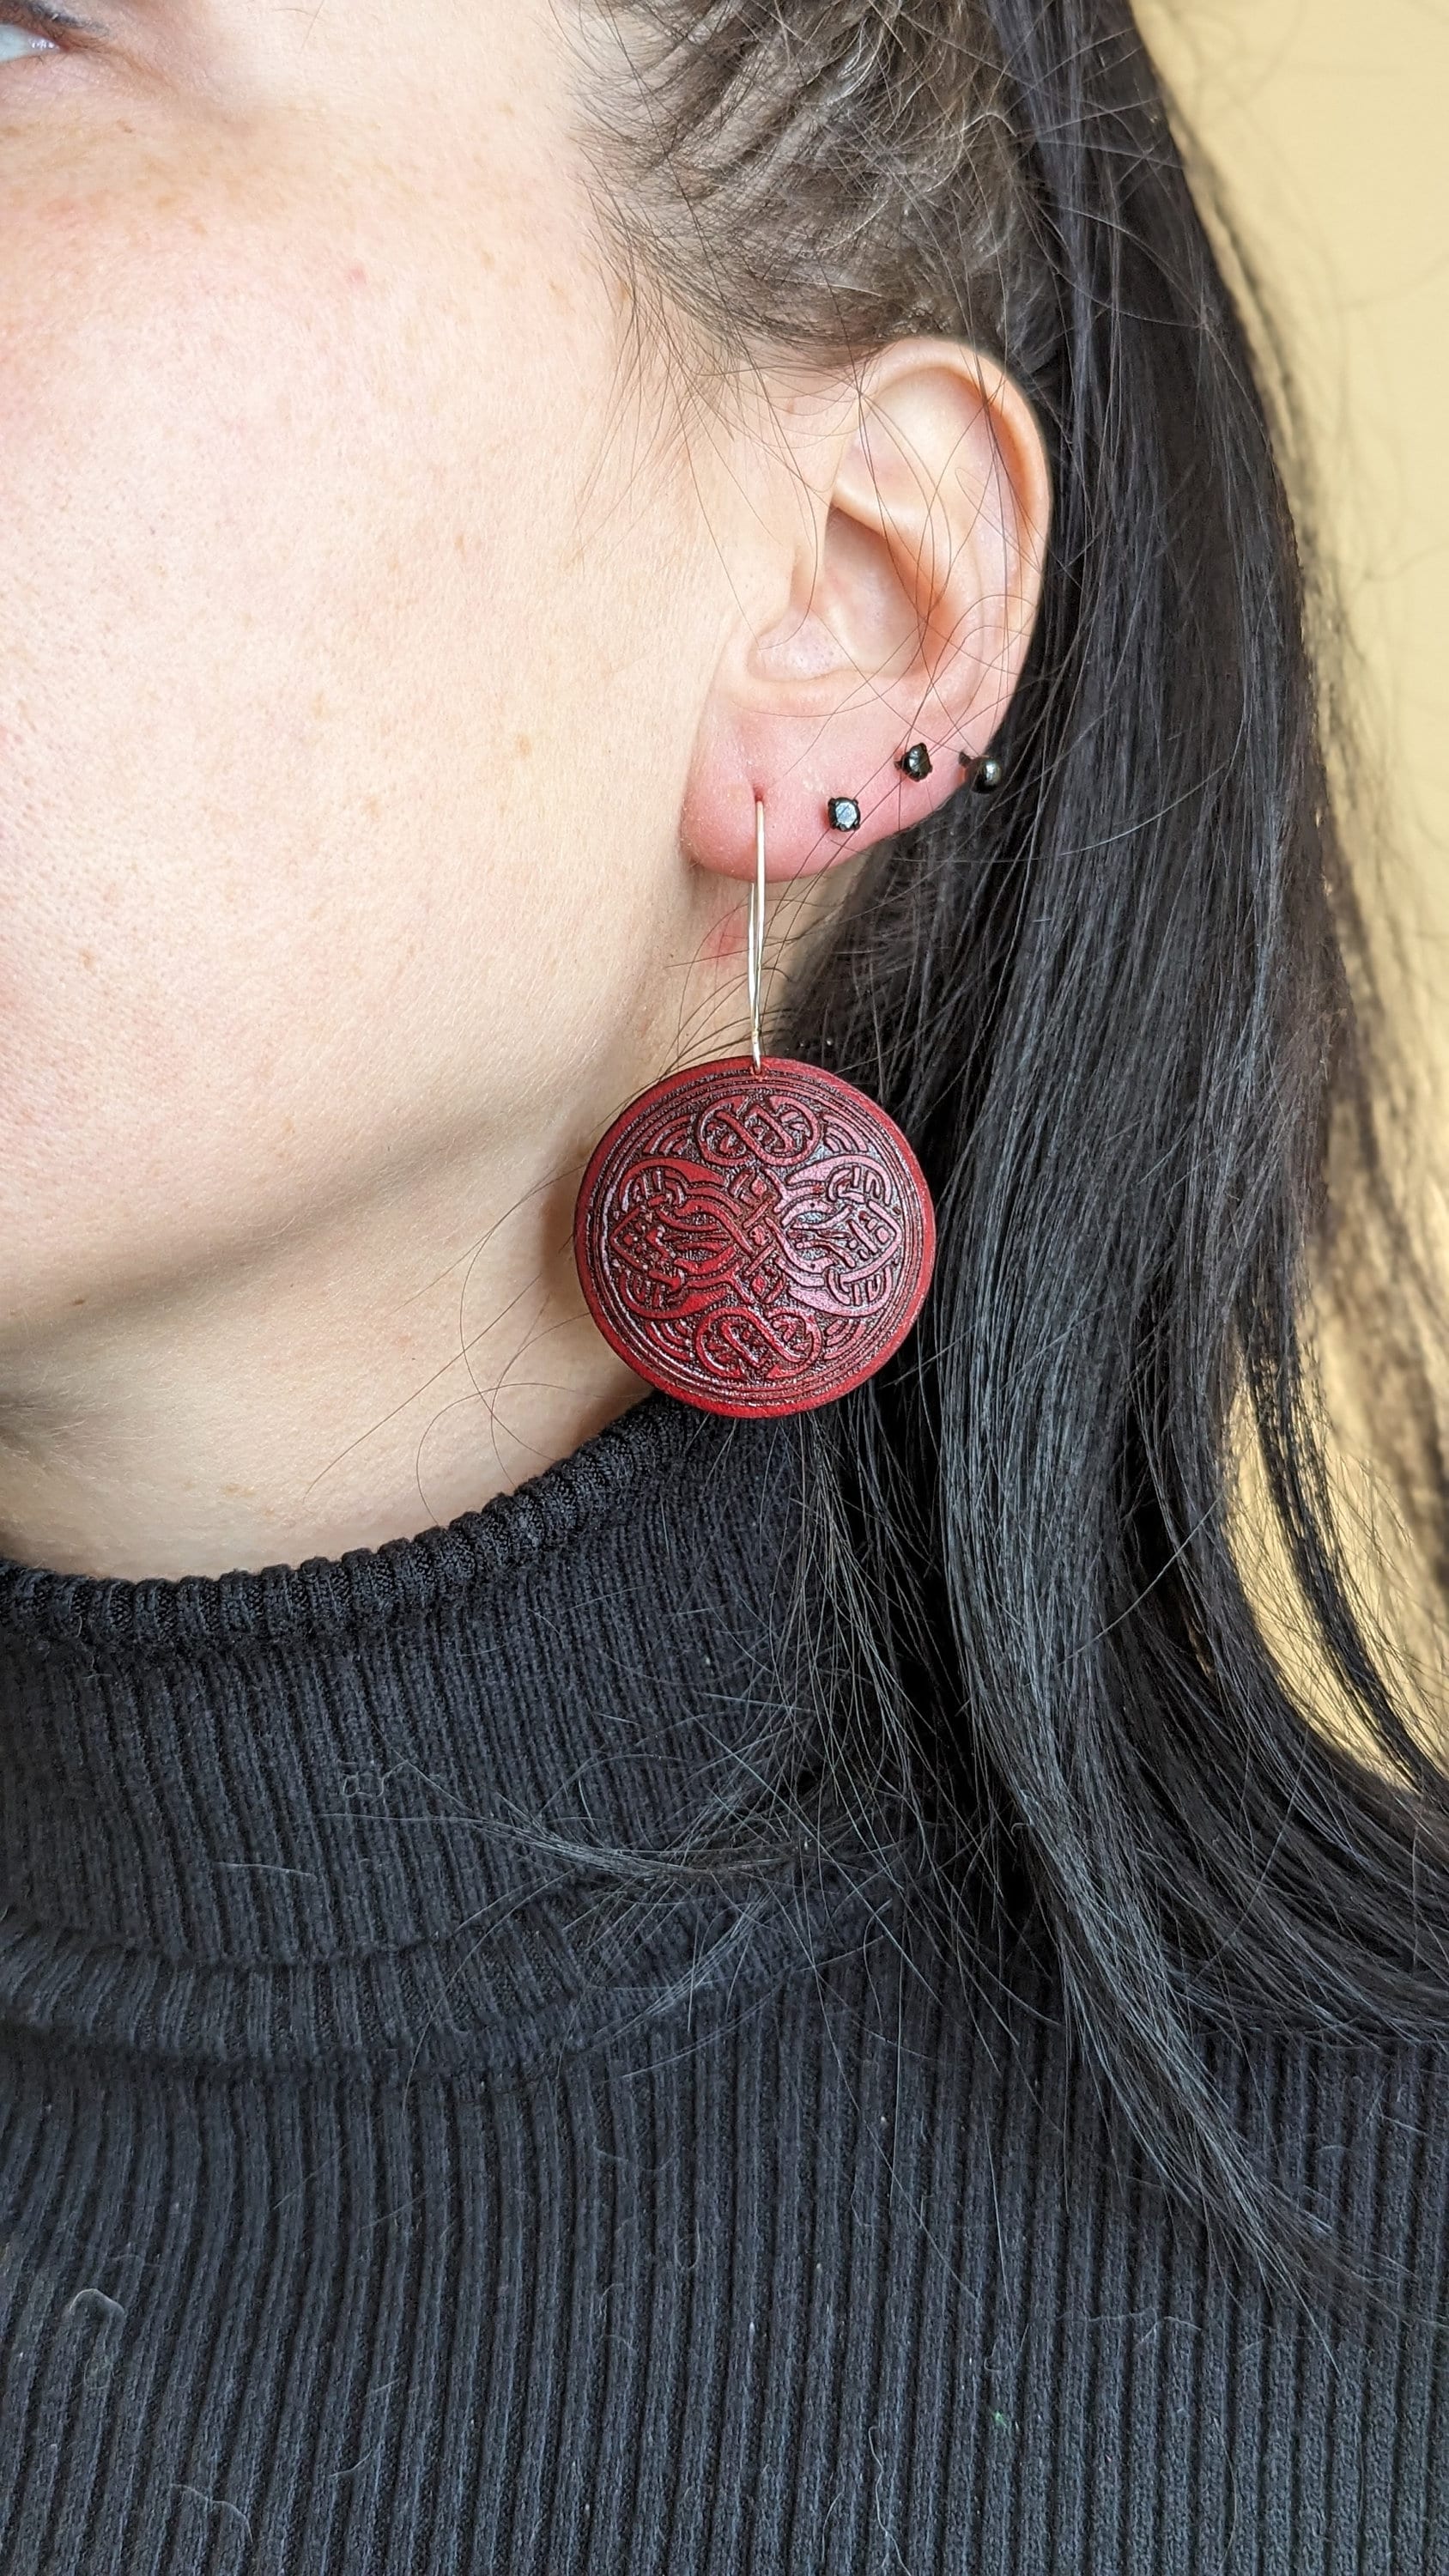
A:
[0, 1388, 699, 1656]
[0, 1394, 864, 2073]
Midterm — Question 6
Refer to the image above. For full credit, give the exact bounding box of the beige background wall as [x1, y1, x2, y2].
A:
[1138, 0, 1447, 921]
[1137, 4, 1449, 1749]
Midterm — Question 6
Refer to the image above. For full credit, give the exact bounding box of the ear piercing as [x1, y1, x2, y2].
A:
[828, 742, 935, 831]
[829, 746, 1002, 829]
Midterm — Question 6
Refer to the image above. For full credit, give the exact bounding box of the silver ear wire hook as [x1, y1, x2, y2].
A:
[748, 796, 767, 1074]
[574, 782, 936, 1412]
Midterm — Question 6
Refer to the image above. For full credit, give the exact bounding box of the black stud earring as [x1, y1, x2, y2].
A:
[897, 743, 933, 781]
[959, 751, 1004, 792]
[827, 797, 862, 832]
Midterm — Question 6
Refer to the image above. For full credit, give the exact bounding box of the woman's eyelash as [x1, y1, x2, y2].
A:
[1, 1, 102, 40]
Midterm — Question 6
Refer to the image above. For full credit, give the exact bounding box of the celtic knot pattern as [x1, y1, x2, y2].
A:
[575, 1058, 935, 1417]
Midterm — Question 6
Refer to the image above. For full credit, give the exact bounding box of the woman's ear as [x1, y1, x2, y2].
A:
[683, 338, 1051, 880]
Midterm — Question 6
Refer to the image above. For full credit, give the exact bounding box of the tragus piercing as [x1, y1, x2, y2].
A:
[827, 797, 862, 832]
[897, 743, 933, 781]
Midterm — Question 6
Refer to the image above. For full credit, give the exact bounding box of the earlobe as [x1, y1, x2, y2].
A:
[682, 338, 1050, 882]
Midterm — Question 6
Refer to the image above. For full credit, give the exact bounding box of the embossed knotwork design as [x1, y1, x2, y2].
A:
[575, 1059, 935, 1417]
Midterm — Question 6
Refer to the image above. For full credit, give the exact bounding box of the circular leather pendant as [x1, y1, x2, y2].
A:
[574, 1055, 936, 1418]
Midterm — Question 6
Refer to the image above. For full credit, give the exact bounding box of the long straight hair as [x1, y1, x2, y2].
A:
[569, 0, 1449, 2315]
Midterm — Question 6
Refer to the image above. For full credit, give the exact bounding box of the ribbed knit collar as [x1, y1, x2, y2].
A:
[0, 1394, 864, 2075]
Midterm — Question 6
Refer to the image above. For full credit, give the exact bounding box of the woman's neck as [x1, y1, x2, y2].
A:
[0, 1134, 645, 1583]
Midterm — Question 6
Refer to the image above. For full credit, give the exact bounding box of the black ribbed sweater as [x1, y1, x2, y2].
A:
[0, 1392, 1446, 2573]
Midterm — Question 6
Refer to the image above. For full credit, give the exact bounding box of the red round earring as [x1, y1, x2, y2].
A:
[573, 799, 937, 1419]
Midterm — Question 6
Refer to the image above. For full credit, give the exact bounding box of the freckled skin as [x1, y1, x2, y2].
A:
[0, 1, 749, 1571]
[0, 0, 1044, 1577]
[0, 3, 737, 1293]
